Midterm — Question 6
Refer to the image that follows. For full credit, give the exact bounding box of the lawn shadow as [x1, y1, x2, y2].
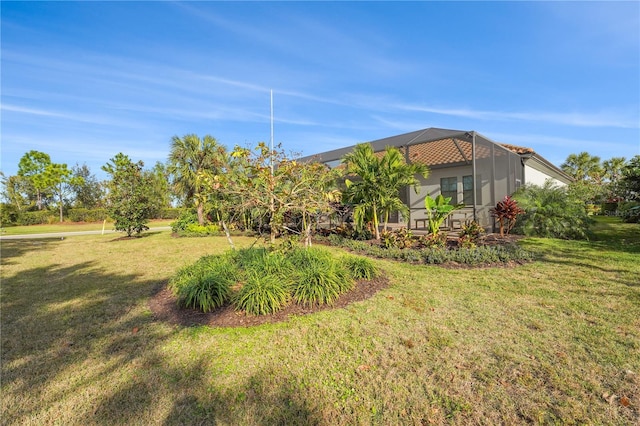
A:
[1, 260, 172, 424]
[161, 364, 321, 425]
[0, 238, 61, 265]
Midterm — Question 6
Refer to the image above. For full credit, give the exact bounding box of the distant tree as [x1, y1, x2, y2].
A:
[147, 161, 172, 217]
[102, 153, 154, 237]
[17, 150, 52, 210]
[619, 155, 640, 201]
[0, 172, 32, 211]
[168, 134, 227, 225]
[46, 162, 84, 222]
[602, 157, 627, 200]
[70, 163, 103, 208]
[561, 152, 603, 182]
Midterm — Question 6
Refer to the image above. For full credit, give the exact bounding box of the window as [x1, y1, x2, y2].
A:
[440, 177, 458, 202]
[463, 175, 474, 205]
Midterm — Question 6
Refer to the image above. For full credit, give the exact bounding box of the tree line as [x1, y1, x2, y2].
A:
[2, 136, 639, 237]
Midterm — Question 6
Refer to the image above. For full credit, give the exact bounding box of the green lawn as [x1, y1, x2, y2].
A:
[1, 218, 638, 425]
[0, 219, 173, 235]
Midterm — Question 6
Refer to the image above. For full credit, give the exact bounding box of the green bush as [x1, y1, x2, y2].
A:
[513, 182, 593, 240]
[0, 203, 20, 227]
[171, 209, 199, 233]
[169, 255, 237, 312]
[17, 210, 57, 226]
[234, 272, 291, 315]
[67, 208, 108, 223]
[292, 261, 345, 307]
[342, 255, 379, 280]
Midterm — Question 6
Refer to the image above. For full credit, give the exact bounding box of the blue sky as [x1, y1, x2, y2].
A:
[2, 1, 639, 180]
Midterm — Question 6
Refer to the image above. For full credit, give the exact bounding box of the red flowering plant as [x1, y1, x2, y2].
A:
[490, 196, 524, 237]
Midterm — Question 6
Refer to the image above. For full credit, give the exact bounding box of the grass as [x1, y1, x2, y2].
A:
[1, 217, 639, 424]
[0, 219, 173, 235]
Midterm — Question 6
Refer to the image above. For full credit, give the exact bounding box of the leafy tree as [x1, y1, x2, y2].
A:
[102, 153, 154, 237]
[218, 143, 341, 246]
[168, 134, 227, 225]
[342, 144, 428, 239]
[46, 162, 84, 222]
[619, 155, 640, 201]
[17, 150, 52, 210]
[147, 161, 172, 217]
[70, 163, 103, 208]
[0, 172, 32, 211]
[513, 181, 592, 240]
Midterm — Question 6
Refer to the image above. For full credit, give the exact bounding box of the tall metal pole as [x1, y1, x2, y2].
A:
[270, 89, 274, 176]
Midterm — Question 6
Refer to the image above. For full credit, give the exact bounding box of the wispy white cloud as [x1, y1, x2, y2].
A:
[392, 103, 640, 129]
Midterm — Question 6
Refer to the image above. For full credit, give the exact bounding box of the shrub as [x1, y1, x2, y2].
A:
[380, 228, 414, 249]
[170, 255, 237, 312]
[513, 182, 593, 240]
[17, 210, 57, 225]
[234, 272, 291, 315]
[490, 196, 524, 236]
[67, 208, 108, 223]
[171, 209, 199, 233]
[458, 221, 485, 248]
[416, 233, 447, 248]
[342, 255, 379, 280]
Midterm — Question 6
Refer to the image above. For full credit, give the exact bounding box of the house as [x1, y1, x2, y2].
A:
[299, 127, 572, 231]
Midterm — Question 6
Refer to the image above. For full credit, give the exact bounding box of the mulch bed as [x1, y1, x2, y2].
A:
[149, 233, 525, 328]
[149, 276, 390, 328]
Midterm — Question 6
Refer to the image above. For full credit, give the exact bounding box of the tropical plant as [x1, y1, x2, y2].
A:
[424, 194, 463, 235]
[561, 152, 603, 182]
[168, 134, 228, 225]
[512, 182, 593, 240]
[458, 220, 485, 248]
[490, 196, 524, 237]
[343, 144, 428, 240]
[102, 153, 154, 237]
[380, 228, 414, 249]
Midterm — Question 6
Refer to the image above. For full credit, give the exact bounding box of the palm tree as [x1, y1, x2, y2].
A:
[168, 134, 227, 225]
[343, 144, 428, 239]
[561, 152, 603, 182]
[603, 157, 627, 183]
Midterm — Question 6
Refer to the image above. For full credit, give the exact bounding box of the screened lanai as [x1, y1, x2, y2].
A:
[300, 127, 565, 232]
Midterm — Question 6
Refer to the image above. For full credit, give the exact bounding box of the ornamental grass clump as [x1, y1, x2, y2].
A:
[342, 255, 379, 280]
[169, 255, 237, 312]
[233, 271, 291, 315]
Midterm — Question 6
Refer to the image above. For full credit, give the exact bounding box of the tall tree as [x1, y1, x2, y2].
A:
[46, 162, 84, 222]
[342, 144, 428, 240]
[603, 157, 627, 200]
[70, 163, 103, 208]
[17, 150, 52, 210]
[168, 134, 227, 225]
[102, 153, 154, 237]
[619, 155, 640, 201]
[561, 152, 603, 182]
[147, 161, 172, 217]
